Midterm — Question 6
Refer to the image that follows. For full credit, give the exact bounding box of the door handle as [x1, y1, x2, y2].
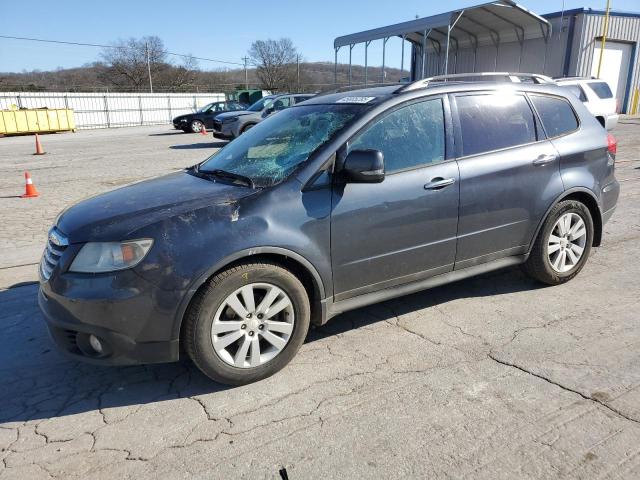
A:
[424, 177, 456, 190]
[532, 153, 558, 166]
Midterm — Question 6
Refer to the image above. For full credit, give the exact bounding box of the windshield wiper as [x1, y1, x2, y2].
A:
[198, 169, 255, 188]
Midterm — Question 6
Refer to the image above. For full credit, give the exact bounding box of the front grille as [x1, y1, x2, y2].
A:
[40, 227, 68, 281]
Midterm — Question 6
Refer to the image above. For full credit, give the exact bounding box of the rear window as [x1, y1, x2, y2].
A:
[456, 93, 537, 157]
[530, 94, 579, 138]
[560, 84, 587, 102]
[588, 81, 613, 99]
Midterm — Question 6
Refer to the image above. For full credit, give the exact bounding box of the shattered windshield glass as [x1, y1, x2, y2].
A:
[199, 105, 360, 187]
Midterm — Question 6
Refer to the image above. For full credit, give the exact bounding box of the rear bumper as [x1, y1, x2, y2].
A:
[602, 179, 620, 223]
[605, 114, 619, 131]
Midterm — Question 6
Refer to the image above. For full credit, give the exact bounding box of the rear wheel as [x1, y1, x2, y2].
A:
[183, 262, 310, 385]
[522, 200, 593, 285]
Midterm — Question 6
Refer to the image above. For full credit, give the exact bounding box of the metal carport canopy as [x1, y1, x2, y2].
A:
[333, 0, 552, 82]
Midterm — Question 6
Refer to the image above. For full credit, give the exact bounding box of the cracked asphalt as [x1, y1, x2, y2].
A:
[1, 121, 639, 479]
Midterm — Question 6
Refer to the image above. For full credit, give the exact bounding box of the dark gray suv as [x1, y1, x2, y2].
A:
[39, 81, 619, 385]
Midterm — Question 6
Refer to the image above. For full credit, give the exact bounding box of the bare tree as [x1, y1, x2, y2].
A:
[248, 38, 298, 91]
[98, 36, 166, 90]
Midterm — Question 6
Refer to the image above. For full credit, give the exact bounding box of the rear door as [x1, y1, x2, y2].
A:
[451, 91, 565, 269]
[330, 97, 459, 300]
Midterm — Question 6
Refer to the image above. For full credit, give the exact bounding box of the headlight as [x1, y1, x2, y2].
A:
[179, 118, 187, 122]
[223, 117, 239, 124]
[69, 239, 153, 273]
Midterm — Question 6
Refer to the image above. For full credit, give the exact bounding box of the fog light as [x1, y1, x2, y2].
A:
[89, 334, 103, 354]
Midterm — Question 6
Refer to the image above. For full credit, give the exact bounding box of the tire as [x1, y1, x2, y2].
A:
[190, 120, 204, 133]
[241, 123, 255, 134]
[522, 200, 594, 285]
[183, 261, 310, 385]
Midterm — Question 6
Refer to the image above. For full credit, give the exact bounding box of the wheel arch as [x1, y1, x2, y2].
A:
[174, 247, 327, 342]
[528, 187, 603, 253]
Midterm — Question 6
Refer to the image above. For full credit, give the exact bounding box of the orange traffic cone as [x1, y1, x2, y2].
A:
[21, 172, 40, 198]
[200, 125, 207, 136]
[34, 134, 46, 155]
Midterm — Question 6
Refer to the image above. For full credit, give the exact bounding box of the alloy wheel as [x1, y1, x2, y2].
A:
[547, 212, 587, 273]
[211, 283, 294, 368]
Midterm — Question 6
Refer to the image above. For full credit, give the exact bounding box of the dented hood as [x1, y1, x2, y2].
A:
[57, 171, 258, 243]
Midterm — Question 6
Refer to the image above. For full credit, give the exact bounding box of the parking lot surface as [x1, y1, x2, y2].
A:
[1, 122, 639, 479]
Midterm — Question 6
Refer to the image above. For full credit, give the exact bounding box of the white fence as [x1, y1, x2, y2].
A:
[0, 92, 225, 130]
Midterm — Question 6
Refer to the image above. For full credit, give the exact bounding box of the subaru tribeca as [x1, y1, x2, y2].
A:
[39, 81, 620, 385]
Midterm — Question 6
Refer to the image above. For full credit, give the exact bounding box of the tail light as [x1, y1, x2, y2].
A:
[607, 133, 617, 166]
[607, 133, 617, 155]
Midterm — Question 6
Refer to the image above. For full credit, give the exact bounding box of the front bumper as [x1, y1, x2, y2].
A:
[212, 120, 236, 139]
[38, 269, 183, 366]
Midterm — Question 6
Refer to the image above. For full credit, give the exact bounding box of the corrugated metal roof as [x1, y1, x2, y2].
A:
[333, 0, 551, 49]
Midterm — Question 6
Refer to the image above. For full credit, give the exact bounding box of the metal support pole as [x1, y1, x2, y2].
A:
[348, 44, 354, 86]
[445, 11, 465, 76]
[400, 35, 406, 76]
[296, 54, 300, 91]
[422, 30, 428, 79]
[596, 0, 611, 77]
[334, 48, 339, 86]
[364, 41, 371, 85]
[382, 37, 389, 83]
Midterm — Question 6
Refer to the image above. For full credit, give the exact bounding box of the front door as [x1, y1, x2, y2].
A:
[330, 97, 459, 301]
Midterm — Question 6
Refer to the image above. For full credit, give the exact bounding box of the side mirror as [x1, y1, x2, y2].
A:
[262, 107, 275, 118]
[342, 149, 385, 183]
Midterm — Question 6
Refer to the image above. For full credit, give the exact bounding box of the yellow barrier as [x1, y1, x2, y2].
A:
[0, 108, 76, 135]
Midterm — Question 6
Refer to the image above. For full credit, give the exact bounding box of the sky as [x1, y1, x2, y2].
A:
[1, 0, 639, 73]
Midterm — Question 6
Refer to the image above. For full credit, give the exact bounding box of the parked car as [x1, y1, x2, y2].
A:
[554, 77, 619, 130]
[212, 93, 314, 139]
[39, 81, 619, 385]
[173, 101, 247, 133]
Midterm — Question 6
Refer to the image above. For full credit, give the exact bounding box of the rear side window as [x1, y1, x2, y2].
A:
[530, 95, 579, 138]
[588, 81, 613, 99]
[456, 93, 537, 157]
[349, 98, 445, 173]
[294, 96, 311, 104]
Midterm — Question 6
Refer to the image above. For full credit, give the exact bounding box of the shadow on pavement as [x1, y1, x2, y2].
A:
[148, 131, 188, 137]
[169, 142, 227, 150]
[0, 266, 541, 424]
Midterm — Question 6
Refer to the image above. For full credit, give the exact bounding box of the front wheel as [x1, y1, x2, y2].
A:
[522, 200, 593, 285]
[190, 120, 204, 133]
[183, 262, 310, 385]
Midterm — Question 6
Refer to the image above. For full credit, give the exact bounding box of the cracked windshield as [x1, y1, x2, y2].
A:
[200, 105, 359, 186]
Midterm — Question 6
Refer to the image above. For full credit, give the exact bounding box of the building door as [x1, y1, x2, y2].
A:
[590, 40, 633, 111]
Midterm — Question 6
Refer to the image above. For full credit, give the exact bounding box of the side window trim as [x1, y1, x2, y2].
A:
[343, 95, 452, 176]
[527, 93, 581, 140]
[449, 90, 544, 159]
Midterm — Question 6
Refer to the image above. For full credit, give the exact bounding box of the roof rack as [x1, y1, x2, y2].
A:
[396, 72, 555, 93]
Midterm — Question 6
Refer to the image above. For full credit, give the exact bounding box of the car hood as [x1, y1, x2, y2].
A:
[57, 171, 258, 243]
[173, 114, 194, 122]
[215, 111, 256, 121]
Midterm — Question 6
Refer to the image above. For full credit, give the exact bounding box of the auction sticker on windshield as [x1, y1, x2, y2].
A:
[336, 96, 376, 104]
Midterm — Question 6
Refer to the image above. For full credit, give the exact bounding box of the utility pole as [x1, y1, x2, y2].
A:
[596, 0, 611, 78]
[242, 56, 249, 89]
[145, 41, 153, 93]
[296, 55, 300, 92]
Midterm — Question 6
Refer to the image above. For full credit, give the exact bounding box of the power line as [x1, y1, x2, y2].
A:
[0, 34, 244, 66]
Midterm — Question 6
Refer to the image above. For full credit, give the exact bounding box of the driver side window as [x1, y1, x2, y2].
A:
[349, 98, 445, 173]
